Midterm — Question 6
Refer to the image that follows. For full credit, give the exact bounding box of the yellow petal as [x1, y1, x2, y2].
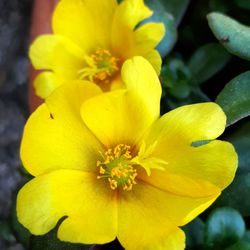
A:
[159, 229, 185, 250]
[183, 140, 237, 189]
[142, 103, 237, 189]
[111, 0, 152, 58]
[117, 181, 212, 249]
[117, 182, 176, 249]
[145, 139, 237, 190]
[21, 81, 103, 176]
[53, 0, 117, 51]
[17, 170, 117, 244]
[81, 90, 131, 146]
[29, 34, 84, 80]
[139, 169, 221, 198]
[121, 57, 162, 123]
[133, 22, 165, 54]
[112, 0, 152, 31]
[145, 229, 185, 250]
[122, 228, 185, 250]
[143, 49, 162, 75]
[145, 103, 227, 146]
[34, 71, 61, 99]
[81, 57, 161, 146]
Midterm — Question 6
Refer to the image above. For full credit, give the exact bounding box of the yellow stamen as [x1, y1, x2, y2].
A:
[78, 48, 120, 85]
[97, 144, 137, 191]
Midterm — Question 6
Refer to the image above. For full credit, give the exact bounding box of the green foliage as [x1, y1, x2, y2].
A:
[213, 121, 250, 216]
[243, 231, 250, 243]
[145, 0, 191, 57]
[188, 43, 231, 85]
[216, 71, 250, 125]
[160, 57, 210, 111]
[205, 207, 246, 249]
[207, 12, 250, 60]
[182, 218, 205, 249]
[158, 0, 190, 26]
[226, 242, 250, 250]
[215, 173, 250, 216]
[161, 58, 191, 99]
[144, 0, 177, 57]
[225, 121, 250, 174]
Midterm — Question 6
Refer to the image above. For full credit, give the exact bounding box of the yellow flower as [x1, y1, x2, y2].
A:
[17, 57, 237, 249]
[30, 0, 165, 98]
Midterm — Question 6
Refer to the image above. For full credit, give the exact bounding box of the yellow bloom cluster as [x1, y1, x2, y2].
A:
[30, 0, 165, 98]
[17, 0, 238, 250]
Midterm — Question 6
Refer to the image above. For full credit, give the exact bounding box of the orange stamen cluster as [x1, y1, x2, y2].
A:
[97, 144, 137, 191]
[78, 48, 120, 85]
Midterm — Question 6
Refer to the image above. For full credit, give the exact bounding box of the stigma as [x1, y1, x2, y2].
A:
[78, 48, 120, 86]
[97, 144, 137, 191]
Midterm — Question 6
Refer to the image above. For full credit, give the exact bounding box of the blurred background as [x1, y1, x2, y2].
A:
[0, 1, 31, 249]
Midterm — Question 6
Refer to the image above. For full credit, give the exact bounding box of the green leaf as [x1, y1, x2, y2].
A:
[31, 221, 91, 250]
[226, 242, 250, 250]
[156, 12, 177, 57]
[216, 71, 250, 125]
[217, 120, 250, 215]
[160, 57, 210, 111]
[205, 207, 245, 249]
[144, 0, 177, 57]
[161, 58, 191, 99]
[224, 121, 250, 174]
[215, 173, 250, 216]
[207, 12, 250, 60]
[188, 43, 231, 84]
[164, 86, 210, 111]
[182, 218, 205, 248]
[242, 231, 250, 243]
[158, 0, 190, 26]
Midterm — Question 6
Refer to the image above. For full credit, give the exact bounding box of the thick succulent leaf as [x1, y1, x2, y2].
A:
[224, 120, 250, 174]
[144, 0, 177, 57]
[207, 12, 250, 60]
[214, 120, 250, 216]
[188, 43, 231, 85]
[158, 0, 190, 26]
[205, 207, 245, 249]
[216, 71, 250, 125]
[226, 242, 250, 250]
[243, 231, 250, 243]
[215, 173, 250, 216]
[182, 218, 205, 248]
[161, 58, 191, 99]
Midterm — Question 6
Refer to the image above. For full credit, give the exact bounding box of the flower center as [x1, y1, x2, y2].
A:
[78, 49, 120, 86]
[97, 144, 137, 191]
